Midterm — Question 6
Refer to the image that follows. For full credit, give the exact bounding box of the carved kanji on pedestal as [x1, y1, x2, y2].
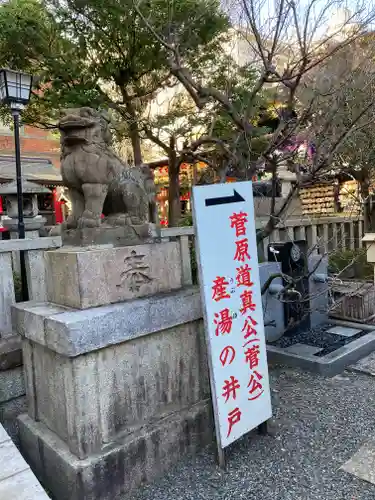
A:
[117, 250, 153, 292]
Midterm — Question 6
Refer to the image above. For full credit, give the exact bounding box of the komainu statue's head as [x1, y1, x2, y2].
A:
[58, 107, 112, 150]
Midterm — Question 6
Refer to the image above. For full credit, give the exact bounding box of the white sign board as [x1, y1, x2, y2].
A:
[192, 181, 272, 449]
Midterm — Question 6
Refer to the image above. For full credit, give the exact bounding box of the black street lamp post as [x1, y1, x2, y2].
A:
[0, 69, 33, 301]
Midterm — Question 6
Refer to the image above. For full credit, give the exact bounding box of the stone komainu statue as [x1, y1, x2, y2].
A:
[59, 107, 156, 231]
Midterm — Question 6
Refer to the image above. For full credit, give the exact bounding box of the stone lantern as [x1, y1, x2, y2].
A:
[0, 179, 51, 237]
[278, 162, 297, 198]
[0, 179, 51, 271]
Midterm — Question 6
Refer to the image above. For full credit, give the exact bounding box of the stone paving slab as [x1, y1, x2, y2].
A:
[341, 439, 375, 485]
[283, 343, 322, 356]
[0, 469, 50, 500]
[0, 423, 49, 499]
[0, 439, 29, 481]
[0, 423, 9, 444]
[326, 326, 362, 337]
[349, 351, 375, 376]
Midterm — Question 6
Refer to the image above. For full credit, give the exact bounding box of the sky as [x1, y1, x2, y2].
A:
[223, 0, 375, 43]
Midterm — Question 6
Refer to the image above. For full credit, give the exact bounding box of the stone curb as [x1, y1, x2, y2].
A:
[267, 330, 375, 376]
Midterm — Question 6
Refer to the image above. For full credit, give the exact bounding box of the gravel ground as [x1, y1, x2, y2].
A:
[127, 366, 375, 500]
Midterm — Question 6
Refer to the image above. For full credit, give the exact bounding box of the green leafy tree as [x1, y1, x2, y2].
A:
[0, 0, 273, 228]
[0, 0, 229, 165]
[0, 0, 100, 126]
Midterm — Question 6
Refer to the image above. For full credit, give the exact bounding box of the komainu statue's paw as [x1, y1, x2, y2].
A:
[78, 210, 102, 228]
[104, 213, 132, 226]
[130, 216, 144, 225]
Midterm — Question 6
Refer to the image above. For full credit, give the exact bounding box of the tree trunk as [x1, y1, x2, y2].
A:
[362, 181, 370, 232]
[168, 137, 181, 227]
[129, 120, 143, 166]
[216, 156, 227, 183]
[123, 92, 143, 166]
[219, 164, 226, 183]
[358, 170, 375, 232]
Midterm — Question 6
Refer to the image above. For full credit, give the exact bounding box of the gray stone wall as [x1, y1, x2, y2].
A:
[0, 336, 26, 445]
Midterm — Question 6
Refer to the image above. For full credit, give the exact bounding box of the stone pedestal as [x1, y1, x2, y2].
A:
[62, 223, 153, 247]
[13, 242, 212, 500]
[45, 242, 182, 309]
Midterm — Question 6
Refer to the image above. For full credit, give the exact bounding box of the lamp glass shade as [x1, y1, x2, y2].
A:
[0, 71, 7, 102]
[0, 69, 32, 105]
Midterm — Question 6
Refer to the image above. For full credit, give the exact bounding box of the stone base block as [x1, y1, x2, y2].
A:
[19, 399, 213, 500]
[61, 224, 152, 247]
[46, 241, 182, 309]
